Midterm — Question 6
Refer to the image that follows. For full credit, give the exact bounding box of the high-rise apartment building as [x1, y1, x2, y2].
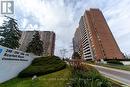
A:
[19, 31, 55, 56]
[73, 8, 124, 61]
[39, 31, 55, 56]
[19, 31, 35, 52]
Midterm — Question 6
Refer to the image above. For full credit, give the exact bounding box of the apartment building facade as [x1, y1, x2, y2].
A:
[73, 8, 124, 61]
[19, 31, 55, 56]
[39, 31, 55, 56]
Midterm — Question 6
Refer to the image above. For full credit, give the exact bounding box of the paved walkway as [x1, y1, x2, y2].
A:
[87, 64, 130, 86]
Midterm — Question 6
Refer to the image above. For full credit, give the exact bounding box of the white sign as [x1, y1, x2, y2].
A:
[1, 1, 14, 14]
[0, 45, 34, 83]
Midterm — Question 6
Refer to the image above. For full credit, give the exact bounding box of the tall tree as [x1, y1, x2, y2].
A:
[26, 31, 43, 56]
[0, 16, 21, 49]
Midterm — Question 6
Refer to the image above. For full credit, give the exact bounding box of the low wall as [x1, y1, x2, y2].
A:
[0, 45, 34, 83]
[121, 61, 130, 65]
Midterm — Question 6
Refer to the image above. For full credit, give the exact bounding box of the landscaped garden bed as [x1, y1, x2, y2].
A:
[67, 60, 123, 87]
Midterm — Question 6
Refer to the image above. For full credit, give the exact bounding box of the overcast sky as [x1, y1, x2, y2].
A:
[0, 0, 130, 57]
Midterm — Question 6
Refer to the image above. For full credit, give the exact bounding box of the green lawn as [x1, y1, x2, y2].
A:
[0, 68, 71, 87]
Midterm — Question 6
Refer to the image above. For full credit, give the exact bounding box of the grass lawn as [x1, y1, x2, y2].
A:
[0, 67, 71, 87]
[97, 63, 130, 71]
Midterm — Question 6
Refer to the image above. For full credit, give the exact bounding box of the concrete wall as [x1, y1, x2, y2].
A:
[0, 45, 34, 83]
[121, 61, 130, 65]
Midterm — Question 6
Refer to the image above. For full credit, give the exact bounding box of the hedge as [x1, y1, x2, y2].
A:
[107, 60, 123, 65]
[18, 56, 66, 77]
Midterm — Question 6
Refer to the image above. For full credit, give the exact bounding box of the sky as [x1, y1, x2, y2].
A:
[0, 0, 130, 57]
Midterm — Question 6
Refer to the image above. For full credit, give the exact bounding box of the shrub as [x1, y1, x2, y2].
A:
[18, 56, 66, 77]
[70, 64, 112, 87]
[107, 60, 123, 65]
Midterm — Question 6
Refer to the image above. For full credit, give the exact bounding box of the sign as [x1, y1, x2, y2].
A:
[1, 47, 29, 61]
[0, 48, 3, 53]
[0, 45, 34, 83]
[1, 1, 14, 14]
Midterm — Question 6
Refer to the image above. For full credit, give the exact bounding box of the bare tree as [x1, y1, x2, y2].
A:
[60, 48, 68, 59]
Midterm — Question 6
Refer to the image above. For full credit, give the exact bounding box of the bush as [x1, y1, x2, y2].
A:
[18, 56, 66, 77]
[107, 60, 123, 65]
[70, 64, 112, 87]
